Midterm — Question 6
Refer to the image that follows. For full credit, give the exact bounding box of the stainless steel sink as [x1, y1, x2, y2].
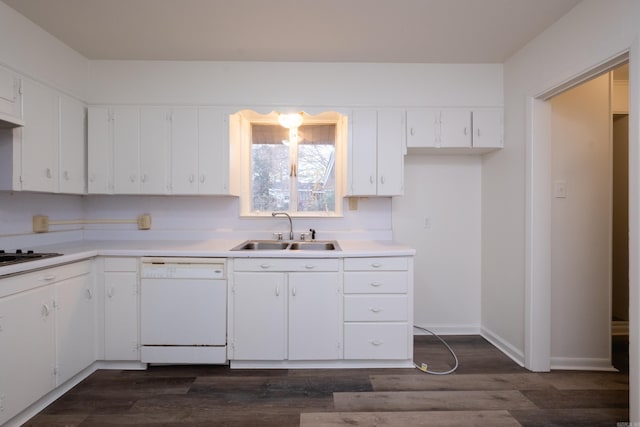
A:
[289, 241, 340, 251]
[230, 240, 340, 251]
[231, 240, 290, 251]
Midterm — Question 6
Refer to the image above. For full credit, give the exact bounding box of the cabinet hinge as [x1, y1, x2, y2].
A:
[17, 79, 22, 95]
[53, 366, 58, 376]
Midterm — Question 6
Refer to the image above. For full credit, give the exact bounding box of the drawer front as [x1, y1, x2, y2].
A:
[103, 257, 138, 272]
[344, 271, 407, 294]
[0, 260, 92, 298]
[233, 258, 340, 272]
[344, 323, 409, 359]
[344, 257, 408, 271]
[344, 295, 408, 321]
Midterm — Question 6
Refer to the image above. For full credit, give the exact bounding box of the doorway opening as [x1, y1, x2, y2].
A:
[547, 61, 629, 371]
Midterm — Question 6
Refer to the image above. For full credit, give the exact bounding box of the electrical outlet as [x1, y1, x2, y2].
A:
[424, 216, 431, 230]
[137, 213, 152, 230]
[32, 215, 49, 233]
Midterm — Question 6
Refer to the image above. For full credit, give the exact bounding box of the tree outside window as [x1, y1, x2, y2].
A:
[251, 124, 336, 214]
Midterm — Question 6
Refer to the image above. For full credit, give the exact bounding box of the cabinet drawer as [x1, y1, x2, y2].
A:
[0, 260, 92, 298]
[233, 258, 340, 272]
[344, 257, 408, 271]
[103, 257, 138, 272]
[344, 271, 407, 293]
[344, 295, 408, 321]
[344, 323, 409, 359]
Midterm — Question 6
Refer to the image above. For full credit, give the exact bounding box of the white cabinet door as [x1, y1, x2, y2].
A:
[55, 272, 95, 385]
[440, 109, 472, 148]
[170, 108, 199, 194]
[140, 108, 169, 194]
[472, 109, 503, 148]
[376, 110, 404, 196]
[59, 95, 86, 194]
[349, 109, 378, 196]
[231, 272, 286, 360]
[0, 66, 21, 122]
[406, 109, 439, 148]
[88, 107, 113, 194]
[349, 109, 404, 196]
[0, 286, 55, 425]
[198, 108, 229, 194]
[288, 272, 341, 360]
[112, 108, 140, 194]
[104, 271, 139, 360]
[20, 79, 59, 192]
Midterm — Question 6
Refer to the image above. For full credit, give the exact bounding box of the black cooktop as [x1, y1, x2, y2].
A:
[0, 250, 63, 267]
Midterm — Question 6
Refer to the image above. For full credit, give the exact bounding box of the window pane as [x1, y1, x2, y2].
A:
[251, 143, 290, 211]
[297, 143, 335, 212]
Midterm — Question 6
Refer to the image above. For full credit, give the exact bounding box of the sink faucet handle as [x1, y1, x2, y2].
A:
[273, 232, 283, 241]
[309, 228, 316, 240]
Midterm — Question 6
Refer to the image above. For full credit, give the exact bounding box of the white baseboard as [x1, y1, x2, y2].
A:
[480, 326, 525, 367]
[550, 357, 617, 372]
[413, 323, 481, 335]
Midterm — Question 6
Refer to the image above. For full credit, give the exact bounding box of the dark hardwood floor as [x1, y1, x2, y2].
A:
[25, 335, 630, 426]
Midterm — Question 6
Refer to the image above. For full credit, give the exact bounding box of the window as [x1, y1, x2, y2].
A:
[235, 110, 346, 217]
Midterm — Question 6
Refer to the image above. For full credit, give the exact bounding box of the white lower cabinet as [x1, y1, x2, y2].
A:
[343, 257, 413, 361]
[103, 257, 139, 360]
[0, 261, 93, 426]
[229, 258, 342, 361]
[0, 285, 55, 425]
[54, 271, 95, 385]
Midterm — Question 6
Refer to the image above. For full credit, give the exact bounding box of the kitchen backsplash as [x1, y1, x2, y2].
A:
[0, 192, 392, 247]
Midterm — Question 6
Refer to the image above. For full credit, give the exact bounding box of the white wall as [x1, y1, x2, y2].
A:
[87, 61, 503, 107]
[82, 195, 393, 241]
[485, 0, 638, 362]
[550, 74, 612, 369]
[392, 155, 481, 333]
[0, 1, 88, 99]
[494, 0, 639, 419]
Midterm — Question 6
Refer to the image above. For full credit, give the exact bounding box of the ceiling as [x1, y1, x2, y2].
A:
[2, 0, 582, 63]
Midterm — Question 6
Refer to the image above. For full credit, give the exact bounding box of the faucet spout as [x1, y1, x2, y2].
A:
[272, 212, 293, 240]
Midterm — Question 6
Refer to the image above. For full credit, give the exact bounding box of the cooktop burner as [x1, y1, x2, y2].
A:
[0, 250, 63, 267]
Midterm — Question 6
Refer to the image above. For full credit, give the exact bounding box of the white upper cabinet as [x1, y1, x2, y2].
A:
[471, 108, 503, 149]
[405, 107, 503, 152]
[112, 108, 141, 194]
[349, 109, 404, 197]
[59, 95, 86, 194]
[89, 107, 170, 195]
[169, 108, 199, 194]
[0, 66, 23, 127]
[198, 108, 232, 195]
[440, 109, 472, 148]
[20, 79, 60, 192]
[406, 109, 439, 148]
[89, 105, 234, 195]
[87, 107, 113, 194]
[170, 107, 232, 195]
[140, 108, 169, 194]
[376, 110, 405, 196]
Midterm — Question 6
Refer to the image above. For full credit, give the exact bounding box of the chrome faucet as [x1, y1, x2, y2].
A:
[272, 212, 293, 240]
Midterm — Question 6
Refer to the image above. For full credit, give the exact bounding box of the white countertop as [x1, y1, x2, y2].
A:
[0, 239, 415, 277]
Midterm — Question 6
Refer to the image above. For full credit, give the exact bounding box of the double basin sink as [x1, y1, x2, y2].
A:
[231, 240, 340, 251]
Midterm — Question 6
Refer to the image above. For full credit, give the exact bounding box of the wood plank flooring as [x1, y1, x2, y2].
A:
[24, 335, 630, 426]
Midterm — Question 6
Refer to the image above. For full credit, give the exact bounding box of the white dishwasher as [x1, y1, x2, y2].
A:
[140, 257, 227, 364]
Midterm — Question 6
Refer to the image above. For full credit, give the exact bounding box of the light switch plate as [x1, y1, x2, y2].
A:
[554, 180, 567, 198]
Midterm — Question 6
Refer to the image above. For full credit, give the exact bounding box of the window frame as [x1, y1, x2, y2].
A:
[236, 109, 347, 218]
